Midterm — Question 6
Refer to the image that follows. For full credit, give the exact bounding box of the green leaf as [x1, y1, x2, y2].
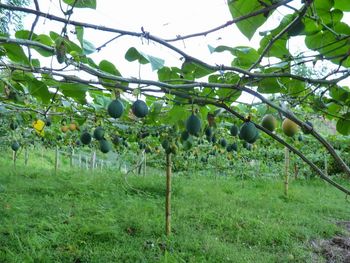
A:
[98, 60, 127, 89]
[210, 45, 259, 68]
[182, 61, 214, 79]
[125, 47, 149, 64]
[334, 0, 350, 11]
[74, 26, 95, 55]
[230, 46, 259, 69]
[165, 105, 189, 126]
[157, 67, 183, 83]
[327, 102, 342, 114]
[283, 79, 306, 96]
[1, 43, 29, 65]
[82, 39, 95, 55]
[15, 30, 37, 39]
[228, 0, 271, 40]
[125, 47, 164, 71]
[317, 9, 343, 26]
[99, 60, 121, 76]
[25, 77, 51, 103]
[259, 36, 289, 59]
[13, 32, 53, 62]
[142, 53, 164, 71]
[330, 86, 350, 102]
[75, 26, 84, 46]
[50, 31, 83, 55]
[314, 0, 333, 10]
[63, 0, 96, 9]
[336, 113, 350, 135]
[257, 78, 283, 94]
[304, 18, 322, 35]
[59, 83, 88, 104]
[305, 29, 350, 66]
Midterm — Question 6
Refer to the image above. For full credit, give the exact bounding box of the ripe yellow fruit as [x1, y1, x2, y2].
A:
[69, 123, 77, 131]
[282, 118, 299, 137]
[61, 125, 69, 133]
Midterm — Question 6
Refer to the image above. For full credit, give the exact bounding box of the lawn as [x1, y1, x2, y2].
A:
[0, 155, 349, 262]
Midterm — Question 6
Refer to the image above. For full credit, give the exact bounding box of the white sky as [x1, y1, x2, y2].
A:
[21, 0, 350, 104]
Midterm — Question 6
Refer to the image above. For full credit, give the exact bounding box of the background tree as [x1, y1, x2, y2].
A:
[0, 0, 31, 34]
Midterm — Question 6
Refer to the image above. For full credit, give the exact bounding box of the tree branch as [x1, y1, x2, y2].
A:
[164, 0, 293, 42]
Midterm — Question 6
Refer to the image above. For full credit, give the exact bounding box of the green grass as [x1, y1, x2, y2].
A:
[0, 154, 349, 262]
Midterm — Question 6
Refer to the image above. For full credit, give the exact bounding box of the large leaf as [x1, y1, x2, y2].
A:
[125, 47, 164, 71]
[50, 31, 83, 55]
[25, 77, 51, 103]
[209, 45, 259, 69]
[98, 60, 127, 89]
[1, 43, 29, 65]
[181, 61, 215, 80]
[75, 26, 84, 46]
[228, 0, 271, 40]
[75, 26, 95, 55]
[15, 30, 54, 57]
[336, 113, 350, 135]
[59, 83, 88, 104]
[334, 0, 350, 11]
[63, 0, 96, 9]
[164, 105, 189, 126]
[305, 28, 350, 67]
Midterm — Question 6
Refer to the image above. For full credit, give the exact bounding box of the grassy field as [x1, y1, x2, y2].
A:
[0, 153, 349, 263]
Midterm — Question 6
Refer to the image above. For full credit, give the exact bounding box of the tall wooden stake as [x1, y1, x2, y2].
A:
[12, 150, 17, 170]
[90, 151, 96, 170]
[165, 153, 172, 236]
[324, 154, 328, 176]
[143, 151, 147, 176]
[24, 147, 29, 166]
[78, 154, 82, 169]
[284, 147, 290, 197]
[70, 148, 74, 168]
[54, 146, 59, 175]
[41, 147, 44, 164]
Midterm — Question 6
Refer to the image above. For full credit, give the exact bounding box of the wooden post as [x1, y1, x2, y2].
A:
[324, 154, 328, 176]
[90, 151, 96, 170]
[41, 147, 44, 164]
[54, 146, 59, 175]
[12, 150, 17, 170]
[24, 146, 29, 166]
[165, 153, 172, 236]
[85, 155, 89, 170]
[143, 151, 147, 176]
[294, 163, 299, 179]
[70, 148, 74, 168]
[284, 147, 290, 197]
[78, 154, 82, 169]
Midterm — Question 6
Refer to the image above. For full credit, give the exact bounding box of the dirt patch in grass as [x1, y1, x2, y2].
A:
[312, 221, 350, 263]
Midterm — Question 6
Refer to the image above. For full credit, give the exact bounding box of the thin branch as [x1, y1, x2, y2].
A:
[96, 34, 123, 52]
[27, 0, 40, 64]
[0, 37, 54, 52]
[164, 0, 293, 42]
